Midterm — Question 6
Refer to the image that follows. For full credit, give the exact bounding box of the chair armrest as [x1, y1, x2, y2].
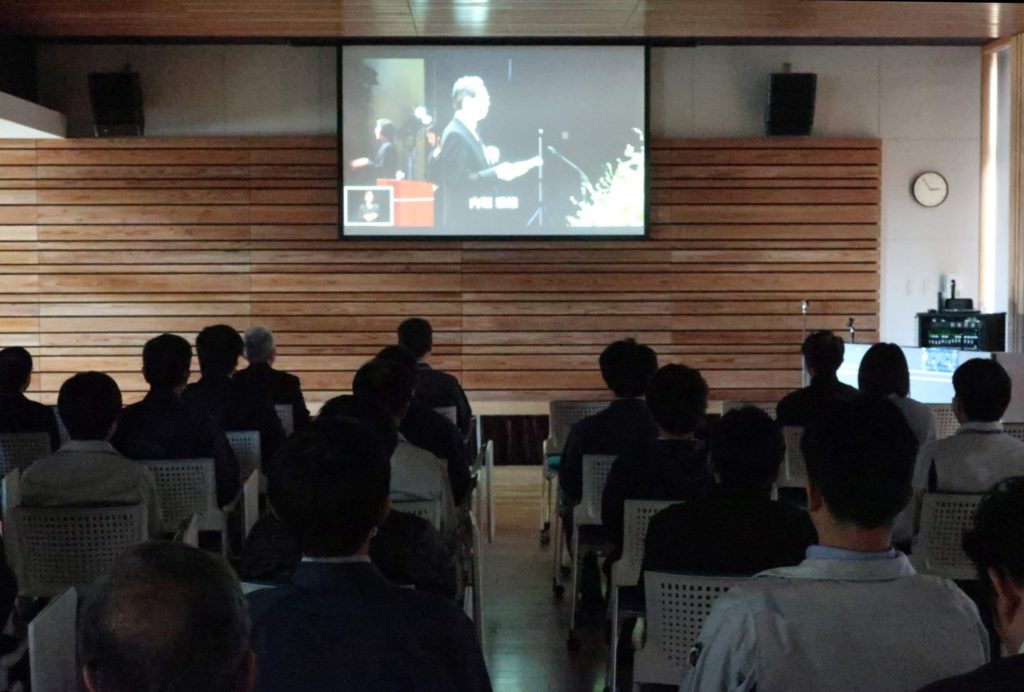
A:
[242, 471, 260, 538]
[543, 438, 557, 456]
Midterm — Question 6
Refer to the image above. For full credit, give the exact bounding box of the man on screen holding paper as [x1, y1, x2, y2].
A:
[438, 75, 541, 231]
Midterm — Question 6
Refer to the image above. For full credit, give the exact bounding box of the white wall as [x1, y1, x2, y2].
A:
[36, 44, 982, 345]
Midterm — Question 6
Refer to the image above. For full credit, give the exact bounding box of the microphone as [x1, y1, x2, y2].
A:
[546, 146, 592, 187]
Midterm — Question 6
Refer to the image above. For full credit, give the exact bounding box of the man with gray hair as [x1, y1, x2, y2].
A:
[234, 326, 310, 432]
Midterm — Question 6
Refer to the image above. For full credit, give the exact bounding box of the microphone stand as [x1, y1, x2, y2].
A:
[526, 128, 544, 227]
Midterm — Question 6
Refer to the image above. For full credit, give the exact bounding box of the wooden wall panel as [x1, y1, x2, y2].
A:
[0, 136, 880, 406]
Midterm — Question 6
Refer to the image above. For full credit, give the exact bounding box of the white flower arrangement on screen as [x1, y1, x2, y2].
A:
[566, 130, 645, 228]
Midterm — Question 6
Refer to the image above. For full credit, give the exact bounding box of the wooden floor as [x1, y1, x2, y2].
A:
[480, 466, 609, 692]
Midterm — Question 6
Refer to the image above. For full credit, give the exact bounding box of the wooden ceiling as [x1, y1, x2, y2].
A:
[1, 1, 1023, 42]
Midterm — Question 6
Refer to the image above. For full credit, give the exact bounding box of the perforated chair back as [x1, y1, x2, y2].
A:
[929, 404, 959, 439]
[393, 499, 442, 531]
[615, 499, 679, 587]
[1003, 422, 1024, 442]
[11, 504, 147, 598]
[546, 400, 609, 455]
[226, 430, 261, 477]
[275, 404, 294, 436]
[29, 586, 78, 692]
[51, 405, 70, 446]
[1, 469, 20, 531]
[434, 406, 458, 424]
[579, 454, 617, 525]
[777, 426, 806, 489]
[0, 432, 51, 475]
[913, 493, 983, 580]
[721, 401, 777, 420]
[141, 458, 217, 534]
[634, 572, 742, 686]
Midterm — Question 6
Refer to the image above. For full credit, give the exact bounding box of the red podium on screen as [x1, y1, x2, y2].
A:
[376, 179, 435, 227]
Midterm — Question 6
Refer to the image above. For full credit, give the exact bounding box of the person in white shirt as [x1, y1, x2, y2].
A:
[898, 358, 1024, 545]
[681, 397, 988, 692]
[22, 371, 162, 537]
[857, 342, 936, 446]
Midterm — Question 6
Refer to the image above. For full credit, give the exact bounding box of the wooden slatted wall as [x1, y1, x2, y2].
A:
[0, 136, 879, 407]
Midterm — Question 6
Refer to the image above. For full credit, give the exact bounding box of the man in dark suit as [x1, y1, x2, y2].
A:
[918, 476, 1024, 691]
[182, 324, 285, 475]
[776, 330, 859, 427]
[248, 418, 491, 692]
[398, 317, 473, 438]
[349, 118, 399, 181]
[111, 333, 239, 507]
[0, 346, 60, 451]
[235, 326, 310, 432]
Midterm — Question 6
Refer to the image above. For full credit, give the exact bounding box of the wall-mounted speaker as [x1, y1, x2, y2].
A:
[765, 73, 816, 136]
[88, 72, 144, 137]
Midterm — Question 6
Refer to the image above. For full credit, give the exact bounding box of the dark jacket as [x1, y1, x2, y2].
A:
[401, 402, 471, 505]
[917, 655, 1024, 692]
[111, 389, 240, 506]
[438, 117, 496, 229]
[558, 398, 658, 503]
[233, 362, 311, 432]
[415, 362, 473, 438]
[601, 437, 711, 559]
[248, 561, 491, 692]
[0, 392, 60, 452]
[775, 373, 859, 428]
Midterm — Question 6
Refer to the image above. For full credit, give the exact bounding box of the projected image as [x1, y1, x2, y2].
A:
[340, 45, 646, 238]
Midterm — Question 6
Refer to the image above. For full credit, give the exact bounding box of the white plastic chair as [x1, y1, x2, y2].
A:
[141, 458, 219, 535]
[471, 440, 496, 543]
[773, 426, 806, 496]
[929, 404, 960, 439]
[50, 405, 70, 446]
[275, 404, 294, 437]
[434, 406, 458, 425]
[29, 586, 76, 692]
[1003, 422, 1024, 442]
[608, 499, 678, 691]
[392, 498, 442, 532]
[567, 453, 617, 649]
[456, 508, 484, 646]
[633, 572, 743, 689]
[9, 504, 147, 598]
[912, 493, 984, 581]
[721, 401, 777, 420]
[226, 430, 262, 479]
[0, 432, 51, 475]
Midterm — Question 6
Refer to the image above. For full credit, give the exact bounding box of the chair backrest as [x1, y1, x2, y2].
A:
[721, 401, 777, 420]
[141, 458, 217, 534]
[1003, 422, 1024, 442]
[913, 493, 984, 580]
[617, 499, 679, 586]
[11, 504, 147, 598]
[579, 454, 617, 524]
[640, 572, 742, 685]
[393, 499, 442, 531]
[29, 586, 78, 692]
[0, 431, 51, 475]
[51, 405, 70, 446]
[777, 426, 806, 489]
[547, 400, 609, 454]
[226, 430, 261, 477]
[929, 404, 959, 439]
[175, 514, 201, 547]
[275, 404, 294, 436]
[434, 406, 458, 424]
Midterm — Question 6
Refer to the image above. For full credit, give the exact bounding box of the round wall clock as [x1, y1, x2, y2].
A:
[912, 172, 948, 208]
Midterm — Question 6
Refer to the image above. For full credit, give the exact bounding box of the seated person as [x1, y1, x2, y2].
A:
[241, 394, 456, 600]
[79, 542, 254, 692]
[375, 345, 470, 504]
[682, 398, 988, 691]
[919, 476, 1024, 691]
[601, 364, 712, 562]
[234, 325, 310, 432]
[642, 405, 816, 580]
[776, 330, 858, 427]
[859, 342, 936, 446]
[247, 418, 491, 691]
[558, 338, 659, 508]
[898, 358, 1024, 545]
[398, 317, 474, 438]
[111, 333, 239, 507]
[0, 346, 60, 451]
[22, 371, 162, 537]
[182, 324, 286, 475]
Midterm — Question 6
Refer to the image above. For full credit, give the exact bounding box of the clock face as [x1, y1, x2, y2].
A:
[912, 172, 948, 208]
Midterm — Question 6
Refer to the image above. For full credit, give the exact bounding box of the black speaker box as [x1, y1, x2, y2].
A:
[88, 72, 144, 136]
[765, 73, 816, 136]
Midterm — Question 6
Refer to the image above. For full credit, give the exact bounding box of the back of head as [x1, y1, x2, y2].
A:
[79, 542, 250, 692]
[375, 118, 395, 141]
[317, 394, 399, 458]
[857, 342, 910, 399]
[59, 372, 123, 441]
[599, 338, 658, 398]
[802, 397, 918, 528]
[268, 418, 390, 557]
[195, 325, 243, 378]
[142, 334, 192, 390]
[953, 358, 1012, 422]
[397, 318, 433, 359]
[242, 326, 275, 365]
[802, 330, 845, 376]
[711, 406, 784, 491]
[352, 356, 416, 421]
[645, 364, 708, 434]
[963, 476, 1024, 593]
[0, 346, 32, 393]
[451, 75, 484, 110]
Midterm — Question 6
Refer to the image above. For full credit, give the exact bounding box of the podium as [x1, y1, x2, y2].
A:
[376, 178, 435, 227]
